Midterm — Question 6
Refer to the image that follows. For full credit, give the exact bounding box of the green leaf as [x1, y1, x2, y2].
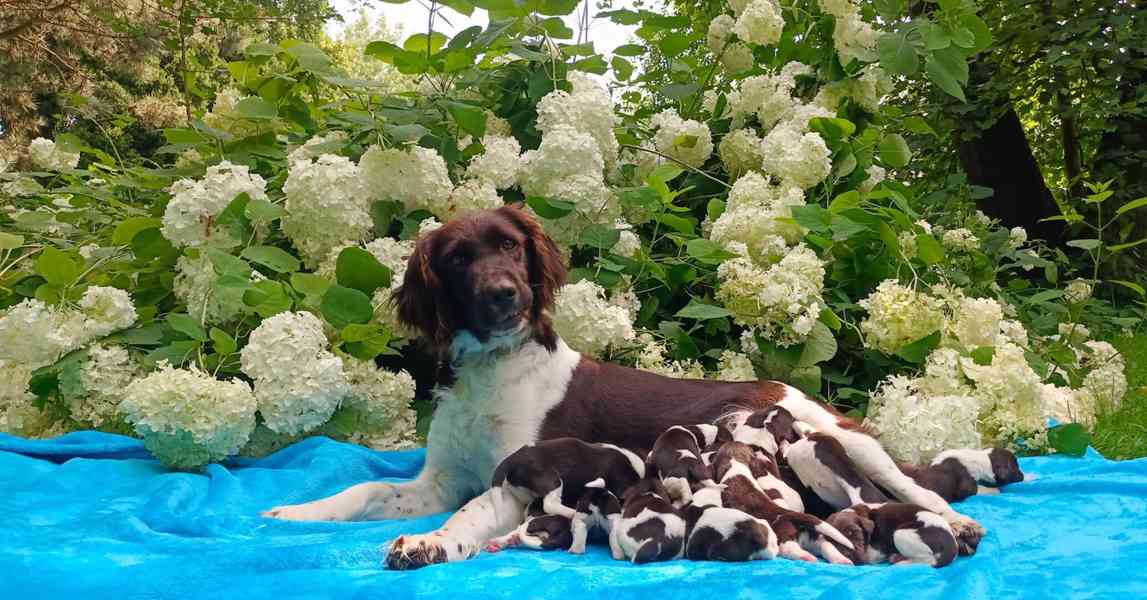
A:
[234, 97, 277, 120]
[791, 204, 831, 232]
[112, 217, 161, 245]
[285, 42, 336, 74]
[1047, 423, 1090, 457]
[611, 56, 634, 81]
[686, 239, 738, 265]
[290, 273, 331, 297]
[244, 198, 287, 222]
[789, 365, 822, 396]
[35, 247, 80, 286]
[1026, 289, 1065, 304]
[656, 213, 695, 235]
[878, 133, 912, 168]
[675, 302, 733, 321]
[1110, 280, 1146, 297]
[925, 47, 968, 102]
[1066, 238, 1101, 251]
[0, 232, 23, 250]
[916, 233, 945, 265]
[1108, 238, 1147, 252]
[647, 163, 684, 184]
[572, 55, 609, 74]
[878, 31, 918, 75]
[1115, 196, 1147, 215]
[895, 331, 941, 364]
[902, 116, 937, 136]
[971, 346, 995, 366]
[526, 196, 575, 219]
[661, 82, 700, 100]
[321, 285, 375, 328]
[797, 321, 838, 368]
[167, 313, 207, 341]
[657, 33, 693, 56]
[336, 247, 392, 295]
[446, 101, 486, 139]
[206, 248, 252, 277]
[241, 245, 300, 274]
[579, 224, 622, 250]
[613, 43, 646, 56]
[209, 327, 237, 354]
[403, 32, 449, 55]
[144, 341, 200, 367]
[809, 117, 856, 140]
[828, 191, 861, 214]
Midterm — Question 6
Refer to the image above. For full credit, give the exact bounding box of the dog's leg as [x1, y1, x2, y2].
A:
[385, 487, 526, 570]
[608, 517, 625, 560]
[262, 466, 462, 522]
[777, 389, 986, 553]
[568, 513, 589, 554]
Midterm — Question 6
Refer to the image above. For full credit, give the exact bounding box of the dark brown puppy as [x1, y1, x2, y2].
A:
[646, 425, 719, 506]
[485, 498, 574, 552]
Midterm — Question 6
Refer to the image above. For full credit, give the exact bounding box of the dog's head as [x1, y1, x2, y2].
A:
[392, 205, 566, 352]
[826, 508, 873, 564]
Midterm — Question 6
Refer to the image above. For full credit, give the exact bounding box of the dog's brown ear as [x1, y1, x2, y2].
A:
[499, 204, 566, 351]
[392, 231, 454, 351]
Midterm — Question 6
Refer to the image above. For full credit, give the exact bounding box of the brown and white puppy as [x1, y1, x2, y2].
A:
[682, 497, 779, 562]
[569, 479, 623, 554]
[262, 206, 984, 570]
[491, 438, 644, 528]
[646, 426, 719, 506]
[733, 406, 802, 456]
[783, 428, 890, 510]
[611, 478, 687, 564]
[485, 498, 574, 552]
[712, 442, 854, 564]
[826, 503, 958, 568]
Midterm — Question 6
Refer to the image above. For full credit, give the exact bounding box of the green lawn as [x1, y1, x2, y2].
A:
[1092, 334, 1147, 460]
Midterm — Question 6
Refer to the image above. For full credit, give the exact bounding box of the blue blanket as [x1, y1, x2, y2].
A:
[1, 432, 1145, 599]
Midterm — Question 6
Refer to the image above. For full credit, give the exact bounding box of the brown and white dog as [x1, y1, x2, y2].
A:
[261, 206, 984, 569]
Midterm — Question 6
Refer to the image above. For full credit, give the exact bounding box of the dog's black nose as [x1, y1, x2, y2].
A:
[489, 285, 517, 308]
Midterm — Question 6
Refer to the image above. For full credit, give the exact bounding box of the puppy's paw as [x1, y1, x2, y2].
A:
[779, 541, 817, 563]
[262, 501, 344, 522]
[385, 533, 475, 570]
[948, 515, 986, 556]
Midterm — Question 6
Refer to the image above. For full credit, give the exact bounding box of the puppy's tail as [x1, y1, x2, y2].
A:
[783, 512, 854, 550]
[586, 477, 606, 489]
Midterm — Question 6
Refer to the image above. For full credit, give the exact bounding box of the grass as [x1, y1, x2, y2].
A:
[1091, 333, 1147, 460]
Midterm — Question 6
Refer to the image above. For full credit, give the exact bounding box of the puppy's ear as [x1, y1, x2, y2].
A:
[500, 204, 566, 351]
[392, 231, 453, 351]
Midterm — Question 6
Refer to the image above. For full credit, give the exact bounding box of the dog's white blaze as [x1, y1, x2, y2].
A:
[931, 449, 995, 485]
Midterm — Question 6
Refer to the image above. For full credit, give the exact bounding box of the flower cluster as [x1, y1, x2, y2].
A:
[240, 311, 349, 435]
[202, 88, 269, 138]
[817, 0, 878, 65]
[760, 124, 833, 189]
[734, 0, 784, 47]
[717, 244, 826, 347]
[467, 135, 522, 189]
[864, 375, 982, 464]
[519, 126, 616, 242]
[340, 359, 418, 450]
[67, 344, 142, 428]
[162, 161, 269, 249]
[536, 72, 618, 166]
[282, 153, 373, 267]
[28, 138, 80, 171]
[552, 280, 636, 357]
[120, 362, 257, 469]
[718, 129, 765, 178]
[942, 228, 980, 252]
[716, 350, 757, 381]
[0, 287, 136, 369]
[858, 280, 946, 355]
[634, 334, 705, 379]
[651, 109, 714, 168]
[174, 253, 246, 323]
[709, 172, 805, 261]
[1065, 279, 1093, 304]
[359, 145, 454, 217]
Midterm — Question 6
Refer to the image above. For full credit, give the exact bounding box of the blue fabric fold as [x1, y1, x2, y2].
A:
[1, 431, 1144, 599]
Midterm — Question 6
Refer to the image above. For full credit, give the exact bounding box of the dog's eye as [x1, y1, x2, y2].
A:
[449, 253, 468, 268]
[501, 238, 518, 251]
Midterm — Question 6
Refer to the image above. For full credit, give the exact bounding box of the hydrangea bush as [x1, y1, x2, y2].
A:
[0, 0, 1140, 469]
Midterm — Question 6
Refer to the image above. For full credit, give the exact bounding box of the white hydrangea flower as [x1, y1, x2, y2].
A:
[915, 220, 933, 234]
[707, 14, 736, 53]
[859, 164, 886, 193]
[728, 0, 752, 16]
[0, 299, 91, 368]
[552, 280, 636, 357]
[998, 319, 1030, 347]
[651, 109, 714, 168]
[68, 344, 141, 427]
[28, 138, 80, 171]
[341, 359, 418, 450]
[1064, 279, 1092, 304]
[174, 254, 245, 323]
[1057, 322, 1090, 346]
[709, 172, 806, 259]
[162, 161, 269, 249]
[634, 335, 706, 379]
[721, 42, 755, 73]
[732, 74, 797, 129]
[959, 341, 1045, 444]
[916, 348, 971, 397]
[466, 135, 522, 189]
[718, 128, 765, 178]
[760, 125, 832, 189]
[282, 154, 373, 267]
[858, 280, 945, 355]
[716, 244, 826, 347]
[240, 312, 350, 435]
[443, 178, 503, 218]
[942, 228, 979, 252]
[897, 231, 917, 259]
[1080, 341, 1126, 414]
[612, 221, 642, 258]
[848, 65, 893, 112]
[734, 0, 784, 47]
[864, 375, 982, 464]
[832, 12, 878, 65]
[287, 131, 348, 168]
[78, 286, 137, 338]
[950, 296, 1003, 350]
[519, 126, 617, 242]
[120, 362, 257, 469]
[359, 145, 454, 216]
[0, 360, 38, 435]
[1008, 226, 1028, 249]
[717, 351, 756, 381]
[202, 88, 267, 137]
[1038, 383, 1091, 428]
[536, 71, 618, 165]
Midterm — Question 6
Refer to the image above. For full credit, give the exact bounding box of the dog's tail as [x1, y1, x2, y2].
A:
[585, 477, 606, 489]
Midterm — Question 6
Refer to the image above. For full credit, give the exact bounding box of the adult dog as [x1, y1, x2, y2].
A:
[263, 205, 984, 569]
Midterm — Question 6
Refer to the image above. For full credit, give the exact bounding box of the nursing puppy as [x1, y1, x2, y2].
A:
[826, 503, 958, 568]
[733, 406, 802, 456]
[491, 438, 644, 525]
[682, 501, 779, 562]
[646, 426, 719, 506]
[611, 478, 687, 564]
[485, 498, 573, 552]
[783, 428, 890, 510]
[569, 479, 623, 554]
[712, 442, 854, 564]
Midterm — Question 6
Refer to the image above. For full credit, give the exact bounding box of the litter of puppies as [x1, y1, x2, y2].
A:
[484, 407, 1025, 568]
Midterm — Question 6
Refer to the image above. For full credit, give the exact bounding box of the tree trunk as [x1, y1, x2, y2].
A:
[956, 107, 1065, 244]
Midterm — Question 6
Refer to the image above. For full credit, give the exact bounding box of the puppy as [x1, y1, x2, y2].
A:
[683, 503, 779, 562]
[712, 442, 854, 564]
[610, 478, 687, 564]
[568, 479, 623, 554]
[733, 406, 802, 456]
[485, 498, 574, 552]
[826, 503, 958, 568]
[783, 428, 890, 510]
[491, 438, 645, 526]
[746, 447, 805, 512]
[646, 426, 719, 506]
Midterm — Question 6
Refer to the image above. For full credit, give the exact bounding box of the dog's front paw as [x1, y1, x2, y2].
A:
[385, 533, 476, 570]
[948, 515, 986, 556]
[262, 500, 345, 522]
